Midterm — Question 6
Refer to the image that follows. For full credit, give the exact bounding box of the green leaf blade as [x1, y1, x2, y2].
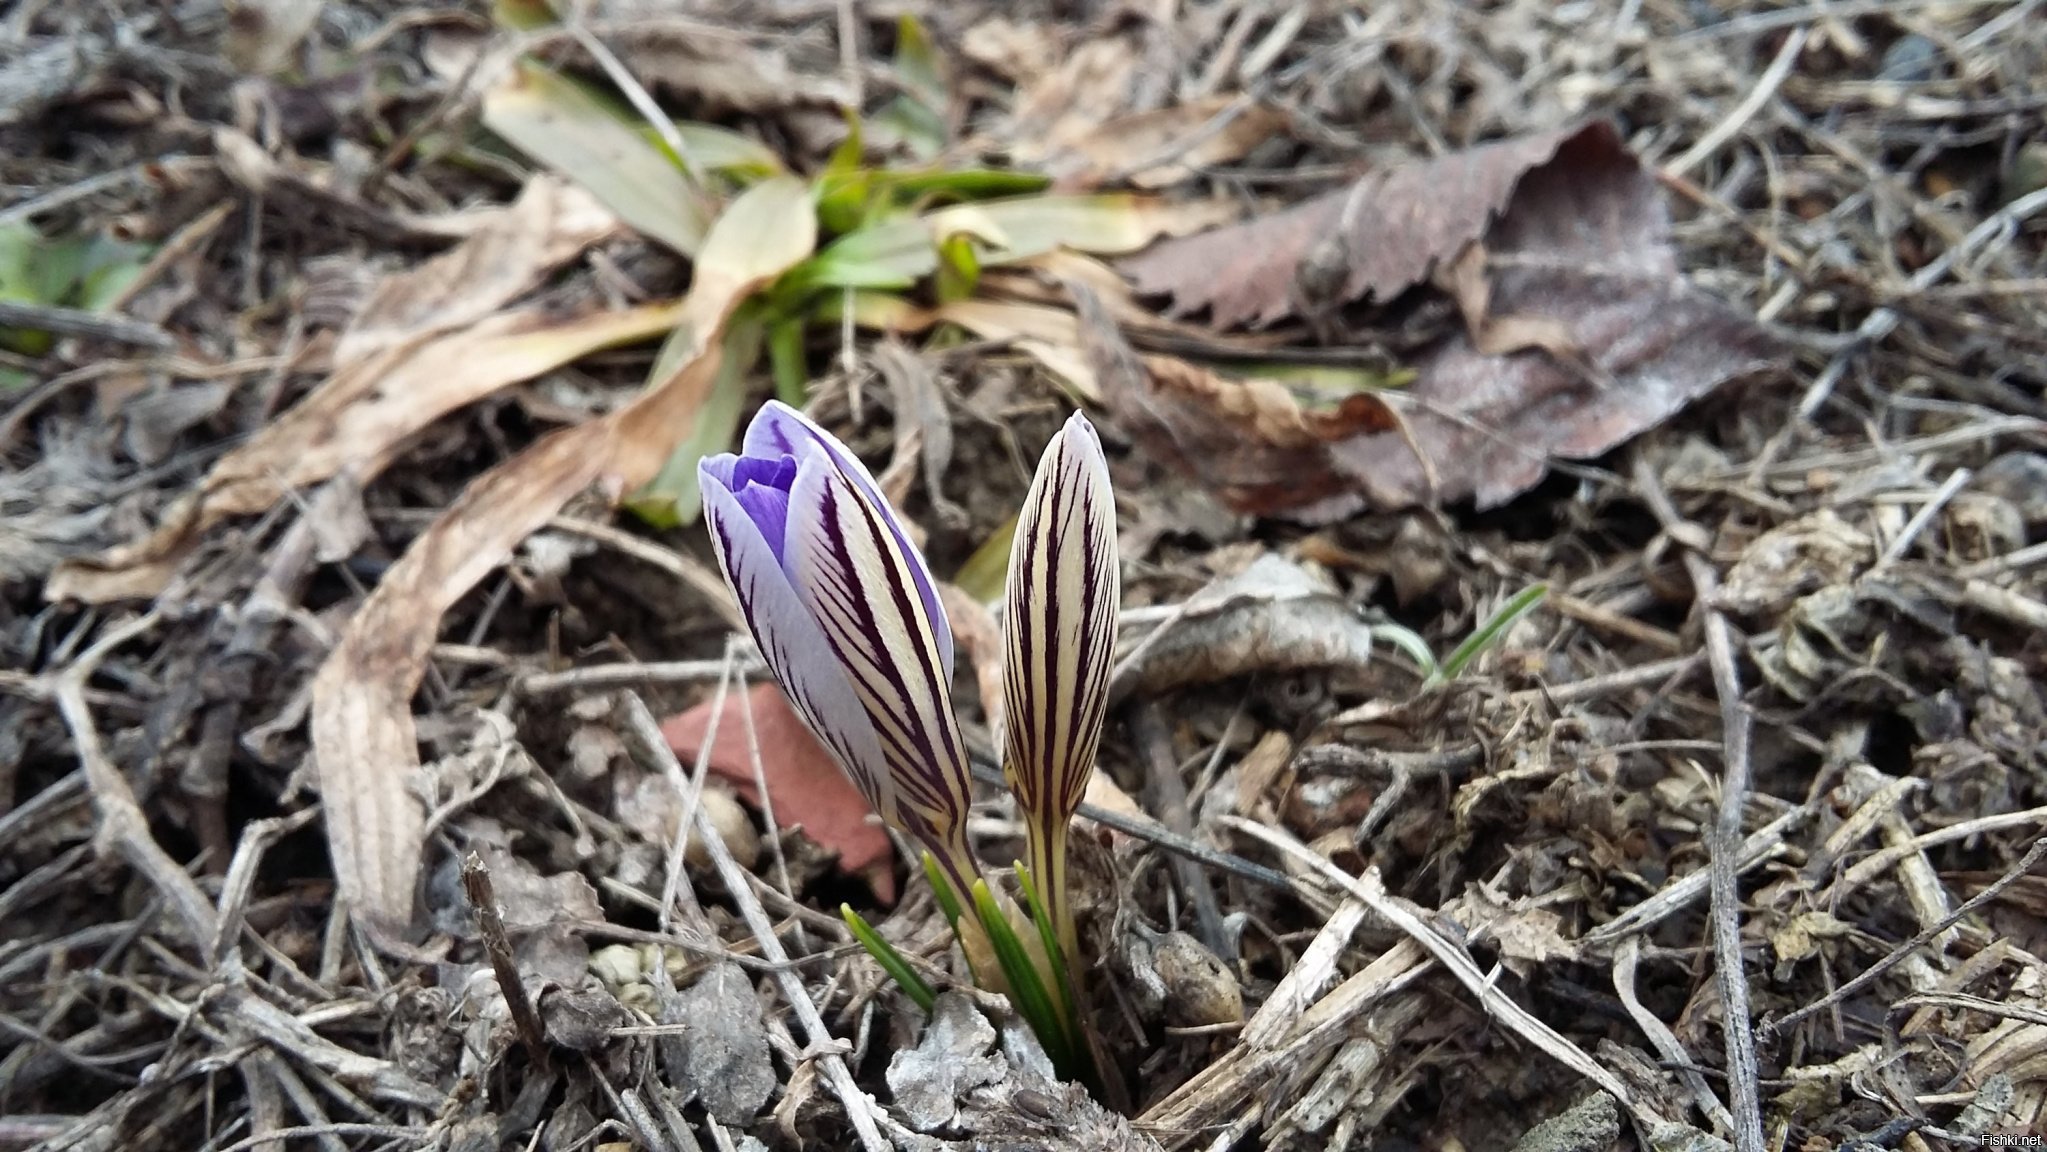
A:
[843, 904, 937, 1011]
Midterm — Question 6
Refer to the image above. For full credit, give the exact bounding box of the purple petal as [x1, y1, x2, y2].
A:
[744, 401, 954, 679]
[732, 482, 792, 564]
[704, 453, 798, 561]
[699, 453, 744, 490]
[782, 440, 974, 863]
[701, 471, 898, 824]
[728, 453, 798, 493]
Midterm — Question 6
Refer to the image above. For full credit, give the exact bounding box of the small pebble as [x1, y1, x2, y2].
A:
[1975, 452, 2047, 529]
[1878, 34, 1941, 83]
[1153, 932, 1244, 1028]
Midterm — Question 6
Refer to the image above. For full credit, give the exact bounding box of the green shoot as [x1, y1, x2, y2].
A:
[841, 905, 937, 1011]
[970, 879, 1079, 1079]
[1429, 583, 1549, 687]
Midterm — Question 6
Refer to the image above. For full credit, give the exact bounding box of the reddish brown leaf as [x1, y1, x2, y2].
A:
[661, 684, 896, 903]
[1075, 282, 1396, 520]
[1105, 120, 1783, 514]
[1122, 122, 1600, 329]
[1326, 127, 1782, 509]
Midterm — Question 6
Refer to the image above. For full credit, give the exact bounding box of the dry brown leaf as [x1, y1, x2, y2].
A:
[1327, 130, 1782, 508]
[1046, 97, 1288, 190]
[1109, 353, 1397, 519]
[1122, 122, 1605, 329]
[311, 177, 816, 937]
[1105, 121, 1782, 513]
[45, 298, 686, 603]
[1007, 38, 1138, 165]
[1073, 282, 1397, 519]
[1433, 240, 1586, 365]
[336, 175, 619, 364]
[1106, 553, 1382, 704]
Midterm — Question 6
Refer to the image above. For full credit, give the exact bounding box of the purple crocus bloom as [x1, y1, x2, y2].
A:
[699, 402, 978, 891]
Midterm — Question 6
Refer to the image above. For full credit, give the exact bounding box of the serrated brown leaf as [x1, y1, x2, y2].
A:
[1122, 122, 1599, 329]
[1325, 125, 1782, 509]
[1106, 120, 1784, 514]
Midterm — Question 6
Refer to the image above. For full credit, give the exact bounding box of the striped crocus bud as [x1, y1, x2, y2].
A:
[1002, 412, 1119, 961]
[698, 401, 979, 900]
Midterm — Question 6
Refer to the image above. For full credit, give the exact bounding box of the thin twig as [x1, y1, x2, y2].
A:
[1749, 186, 2047, 480]
[1221, 816, 1654, 1131]
[1615, 937, 1737, 1136]
[1584, 805, 1812, 948]
[1872, 467, 1971, 572]
[1663, 27, 1808, 180]
[0, 299, 174, 348]
[1770, 837, 2047, 1037]
[54, 612, 220, 950]
[1133, 704, 1229, 957]
[963, 747, 1294, 891]
[620, 694, 893, 1152]
[461, 853, 551, 1067]
[1630, 453, 1765, 1152]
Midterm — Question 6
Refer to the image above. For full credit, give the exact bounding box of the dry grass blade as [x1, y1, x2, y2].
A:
[1221, 817, 1654, 1131]
[46, 234, 682, 602]
[1631, 453, 1765, 1152]
[311, 177, 815, 935]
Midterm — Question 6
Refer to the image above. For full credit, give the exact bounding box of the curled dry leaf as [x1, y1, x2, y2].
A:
[1112, 120, 1783, 513]
[1077, 283, 1396, 521]
[311, 177, 817, 937]
[1718, 510, 1874, 619]
[336, 174, 619, 363]
[1107, 553, 1379, 704]
[45, 177, 657, 604]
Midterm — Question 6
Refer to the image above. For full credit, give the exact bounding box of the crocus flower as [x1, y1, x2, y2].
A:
[1002, 412, 1119, 961]
[698, 401, 979, 897]
[701, 401, 1122, 1092]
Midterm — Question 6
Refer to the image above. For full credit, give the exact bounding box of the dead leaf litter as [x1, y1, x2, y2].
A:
[4, 3, 2046, 1152]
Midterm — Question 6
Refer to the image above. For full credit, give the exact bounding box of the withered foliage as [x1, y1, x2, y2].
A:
[3, 2, 2046, 1152]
